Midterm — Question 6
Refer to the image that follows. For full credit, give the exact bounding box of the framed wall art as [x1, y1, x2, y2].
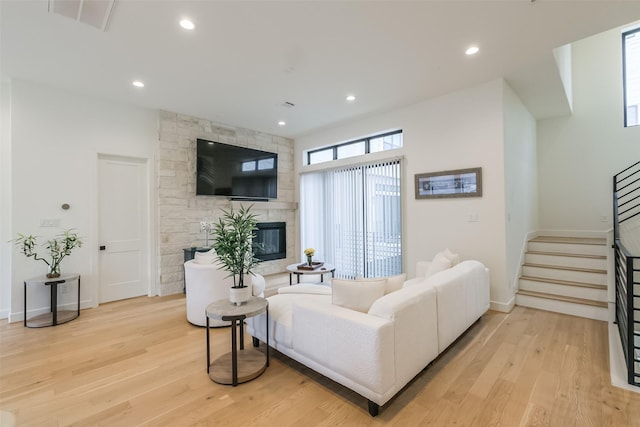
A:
[415, 167, 482, 199]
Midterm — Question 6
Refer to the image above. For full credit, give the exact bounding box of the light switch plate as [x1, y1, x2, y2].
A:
[40, 218, 60, 227]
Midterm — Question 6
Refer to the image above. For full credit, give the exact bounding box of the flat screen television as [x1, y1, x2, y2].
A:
[196, 138, 278, 200]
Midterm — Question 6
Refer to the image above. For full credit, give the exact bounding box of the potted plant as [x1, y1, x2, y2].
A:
[212, 205, 262, 305]
[13, 229, 83, 278]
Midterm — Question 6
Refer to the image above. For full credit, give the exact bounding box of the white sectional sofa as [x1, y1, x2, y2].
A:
[246, 259, 490, 416]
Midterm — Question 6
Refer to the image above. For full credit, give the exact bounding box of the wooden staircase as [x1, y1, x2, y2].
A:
[515, 236, 609, 321]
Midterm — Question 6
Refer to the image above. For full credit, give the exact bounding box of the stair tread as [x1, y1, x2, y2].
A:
[526, 250, 606, 260]
[530, 236, 606, 246]
[516, 290, 608, 308]
[519, 275, 607, 290]
[523, 262, 606, 274]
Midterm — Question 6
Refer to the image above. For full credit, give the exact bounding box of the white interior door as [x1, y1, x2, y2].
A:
[98, 155, 149, 303]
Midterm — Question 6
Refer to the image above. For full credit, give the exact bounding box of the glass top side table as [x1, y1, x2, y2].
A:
[23, 273, 81, 327]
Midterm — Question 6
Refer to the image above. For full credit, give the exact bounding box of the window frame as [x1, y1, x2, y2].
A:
[306, 130, 402, 165]
[623, 26, 640, 128]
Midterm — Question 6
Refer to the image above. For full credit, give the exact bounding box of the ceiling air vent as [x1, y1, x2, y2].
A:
[48, 0, 116, 32]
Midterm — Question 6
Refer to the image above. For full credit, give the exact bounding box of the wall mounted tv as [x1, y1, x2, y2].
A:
[196, 138, 278, 200]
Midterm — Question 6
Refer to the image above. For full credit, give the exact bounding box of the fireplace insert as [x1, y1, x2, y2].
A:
[253, 222, 286, 261]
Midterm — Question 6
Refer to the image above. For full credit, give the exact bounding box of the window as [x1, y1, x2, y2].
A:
[306, 130, 403, 165]
[624, 27, 640, 127]
[300, 159, 402, 279]
[336, 141, 365, 159]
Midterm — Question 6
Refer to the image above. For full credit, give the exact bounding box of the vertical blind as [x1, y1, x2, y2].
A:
[300, 158, 402, 279]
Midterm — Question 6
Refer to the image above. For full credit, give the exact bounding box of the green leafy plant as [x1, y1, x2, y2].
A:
[13, 229, 83, 278]
[212, 205, 262, 288]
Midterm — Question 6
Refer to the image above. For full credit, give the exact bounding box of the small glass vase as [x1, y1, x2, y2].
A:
[306, 255, 313, 266]
[47, 264, 61, 279]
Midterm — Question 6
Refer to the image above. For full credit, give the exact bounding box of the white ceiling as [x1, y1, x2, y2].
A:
[2, 0, 640, 139]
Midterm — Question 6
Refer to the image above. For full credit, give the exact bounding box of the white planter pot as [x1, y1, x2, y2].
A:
[229, 285, 252, 306]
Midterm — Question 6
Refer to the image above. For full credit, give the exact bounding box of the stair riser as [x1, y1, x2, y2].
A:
[522, 265, 606, 285]
[518, 279, 607, 301]
[525, 253, 607, 270]
[527, 241, 607, 256]
[515, 294, 609, 321]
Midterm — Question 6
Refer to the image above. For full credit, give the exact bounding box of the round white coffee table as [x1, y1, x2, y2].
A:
[286, 263, 336, 285]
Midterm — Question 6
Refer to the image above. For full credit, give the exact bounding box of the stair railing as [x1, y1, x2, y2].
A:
[613, 160, 640, 386]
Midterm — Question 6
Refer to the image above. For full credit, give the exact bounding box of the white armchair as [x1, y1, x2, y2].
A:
[184, 259, 265, 326]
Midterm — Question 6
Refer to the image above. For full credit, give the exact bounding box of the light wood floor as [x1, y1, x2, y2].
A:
[1, 295, 639, 426]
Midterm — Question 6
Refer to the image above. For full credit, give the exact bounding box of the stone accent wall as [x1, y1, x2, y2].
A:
[157, 110, 297, 295]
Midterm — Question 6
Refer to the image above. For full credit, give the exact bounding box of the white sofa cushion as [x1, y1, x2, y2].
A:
[247, 293, 332, 349]
[194, 248, 216, 264]
[292, 301, 395, 397]
[332, 278, 387, 313]
[278, 284, 332, 295]
[427, 260, 488, 353]
[402, 276, 426, 288]
[368, 282, 439, 388]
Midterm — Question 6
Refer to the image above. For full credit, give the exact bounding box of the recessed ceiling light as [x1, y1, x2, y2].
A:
[346, 95, 356, 102]
[132, 80, 145, 88]
[465, 46, 479, 55]
[278, 121, 286, 126]
[180, 19, 195, 30]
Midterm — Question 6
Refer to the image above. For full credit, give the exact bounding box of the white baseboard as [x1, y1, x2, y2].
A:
[490, 296, 515, 313]
[608, 321, 640, 394]
[0, 309, 8, 320]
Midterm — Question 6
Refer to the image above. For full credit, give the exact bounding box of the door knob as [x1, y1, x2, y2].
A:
[99, 245, 106, 251]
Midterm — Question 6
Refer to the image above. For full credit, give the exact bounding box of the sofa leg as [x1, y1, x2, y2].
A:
[367, 400, 379, 417]
[252, 337, 260, 347]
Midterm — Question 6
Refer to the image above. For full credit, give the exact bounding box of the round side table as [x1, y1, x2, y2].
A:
[205, 297, 269, 386]
[286, 263, 336, 285]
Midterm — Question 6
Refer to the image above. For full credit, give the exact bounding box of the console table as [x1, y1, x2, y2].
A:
[286, 263, 336, 285]
[205, 297, 269, 386]
[24, 273, 81, 328]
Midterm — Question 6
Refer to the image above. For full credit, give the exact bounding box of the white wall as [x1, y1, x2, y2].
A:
[503, 81, 539, 305]
[296, 79, 515, 309]
[1, 79, 12, 319]
[5, 80, 158, 321]
[538, 26, 640, 231]
[553, 44, 573, 113]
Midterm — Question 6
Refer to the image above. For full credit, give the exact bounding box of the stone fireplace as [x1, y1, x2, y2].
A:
[157, 110, 297, 295]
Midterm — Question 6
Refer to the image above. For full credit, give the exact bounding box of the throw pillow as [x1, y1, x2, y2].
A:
[383, 273, 406, 294]
[194, 248, 216, 264]
[355, 273, 405, 294]
[443, 248, 460, 266]
[425, 253, 451, 277]
[332, 278, 387, 313]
